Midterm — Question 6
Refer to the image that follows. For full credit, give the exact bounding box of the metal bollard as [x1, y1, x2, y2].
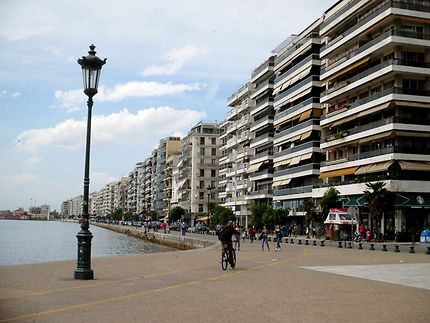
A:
[298, 239, 302, 245]
[348, 242, 352, 249]
[370, 243, 375, 250]
[358, 242, 363, 249]
[427, 246, 430, 255]
[285, 238, 289, 243]
[382, 244, 387, 252]
[320, 240, 325, 247]
[409, 245, 415, 253]
[338, 241, 343, 248]
[394, 245, 400, 252]
[290, 238, 294, 244]
[305, 240, 309, 245]
[313, 240, 317, 246]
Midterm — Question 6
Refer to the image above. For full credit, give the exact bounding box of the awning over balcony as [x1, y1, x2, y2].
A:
[319, 166, 358, 179]
[247, 162, 263, 173]
[274, 158, 291, 167]
[399, 161, 430, 171]
[300, 130, 312, 141]
[272, 178, 291, 187]
[299, 109, 313, 122]
[355, 161, 394, 175]
[290, 156, 301, 166]
[323, 56, 369, 83]
[358, 131, 393, 144]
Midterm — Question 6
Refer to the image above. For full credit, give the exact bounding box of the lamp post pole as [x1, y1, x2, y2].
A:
[74, 45, 106, 280]
[207, 185, 214, 229]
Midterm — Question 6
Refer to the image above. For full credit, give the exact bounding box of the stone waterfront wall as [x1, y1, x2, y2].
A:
[93, 223, 215, 250]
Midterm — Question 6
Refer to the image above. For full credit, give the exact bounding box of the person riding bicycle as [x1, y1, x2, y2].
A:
[218, 221, 240, 264]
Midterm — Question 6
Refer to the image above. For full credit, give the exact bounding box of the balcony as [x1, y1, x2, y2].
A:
[275, 33, 320, 68]
[250, 132, 274, 148]
[275, 119, 320, 142]
[251, 57, 275, 82]
[274, 75, 319, 106]
[250, 79, 274, 100]
[246, 189, 273, 197]
[275, 97, 319, 123]
[275, 54, 320, 86]
[250, 150, 274, 163]
[320, 0, 361, 31]
[321, 1, 430, 54]
[250, 115, 274, 132]
[248, 168, 273, 181]
[274, 141, 320, 160]
[274, 163, 320, 177]
[273, 185, 313, 196]
[251, 97, 274, 116]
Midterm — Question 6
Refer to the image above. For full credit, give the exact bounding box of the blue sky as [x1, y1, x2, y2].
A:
[0, 0, 334, 211]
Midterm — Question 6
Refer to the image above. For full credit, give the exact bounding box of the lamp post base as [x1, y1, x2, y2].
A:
[74, 228, 94, 280]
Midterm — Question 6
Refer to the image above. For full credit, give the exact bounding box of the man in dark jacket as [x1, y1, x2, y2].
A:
[219, 221, 239, 265]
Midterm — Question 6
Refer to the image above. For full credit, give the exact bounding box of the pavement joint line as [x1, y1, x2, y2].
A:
[0, 249, 278, 301]
[0, 249, 309, 322]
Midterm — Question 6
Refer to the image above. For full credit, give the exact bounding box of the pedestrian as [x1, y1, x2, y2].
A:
[233, 224, 241, 250]
[181, 221, 187, 236]
[260, 225, 270, 251]
[249, 226, 256, 243]
[274, 225, 282, 251]
[241, 227, 246, 242]
[161, 221, 167, 233]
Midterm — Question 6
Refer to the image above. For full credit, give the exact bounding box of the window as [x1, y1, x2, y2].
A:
[199, 192, 204, 199]
[198, 204, 204, 212]
[200, 137, 205, 145]
[200, 147, 205, 156]
[211, 169, 216, 177]
[211, 158, 216, 165]
[211, 148, 217, 156]
[200, 169, 205, 177]
[211, 137, 216, 145]
[199, 180, 204, 189]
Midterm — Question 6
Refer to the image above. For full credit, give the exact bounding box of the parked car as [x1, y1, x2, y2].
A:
[169, 222, 180, 231]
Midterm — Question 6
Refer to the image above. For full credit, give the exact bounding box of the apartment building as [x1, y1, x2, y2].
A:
[247, 56, 276, 212]
[153, 137, 182, 216]
[272, 20, 323, 225]
[177, 122, 219, 226]
[219, 83, 254, 226]
[141, 157, 153, 214]
[163, 152, 181, 217]
[318, 0, 430, 238]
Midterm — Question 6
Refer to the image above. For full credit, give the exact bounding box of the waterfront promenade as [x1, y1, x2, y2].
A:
[1, 230, 429, 323]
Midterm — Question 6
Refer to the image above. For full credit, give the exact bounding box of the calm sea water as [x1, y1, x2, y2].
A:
[0, 220, 175, 265]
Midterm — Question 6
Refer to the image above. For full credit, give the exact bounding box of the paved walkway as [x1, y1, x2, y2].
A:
[1, 233, 429, 323]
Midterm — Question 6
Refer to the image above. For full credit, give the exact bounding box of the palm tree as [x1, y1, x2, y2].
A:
[363, 181, 388, 240]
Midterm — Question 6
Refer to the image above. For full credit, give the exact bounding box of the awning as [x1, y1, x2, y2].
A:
[300, 152, 313, 161]
[399, 161, 430, 171]
[358, 131, 393, 144]
[273, 178, 292, 186]
[290, 156, 301, 166]
[323, 56, 370, 83]
[299, 109, 313, 122]
[247, 162, 263, 173]
[395, 130, 430, 138]
[330, 114, 356, 128]
[197, 216, 209, 222]
[300, 130, 312, 141]
[319, 166, 358, 179]
[274, 158, 291, 167]
[357, 102, 392, 118]
[355, 161, 394, 175]
[288, 87, 312, 104]
[288, 134, 302, 143]
[394, 101, 430, 109]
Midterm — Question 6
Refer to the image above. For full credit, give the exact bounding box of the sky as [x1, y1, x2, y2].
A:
[0, 0, 335, 212]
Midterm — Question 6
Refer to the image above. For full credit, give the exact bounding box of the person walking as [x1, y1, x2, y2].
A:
[233, 224, 241, 251]
[260, 225, 270, 251]
[249, 226, 256, 243]
[274, 225, 282, 251]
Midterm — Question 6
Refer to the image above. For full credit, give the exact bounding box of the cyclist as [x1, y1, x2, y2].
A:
[219, 221, 240, 265]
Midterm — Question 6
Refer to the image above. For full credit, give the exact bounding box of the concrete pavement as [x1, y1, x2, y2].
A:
[1, 232, 429, 323]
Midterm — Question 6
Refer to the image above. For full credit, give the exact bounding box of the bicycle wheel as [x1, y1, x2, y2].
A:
[230, 248, 236, 269]
[221, 250, 228, 270]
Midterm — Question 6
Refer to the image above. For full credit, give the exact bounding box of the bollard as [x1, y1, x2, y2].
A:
[285, 238, 289, 244]
[313, 240, 317, 246]
[382, 244, 387, 252]
[338, 241, 343, 248]
[348, 242, 352, 249]
[370, 243, 375, 250]
[320, 240, 325, 247]
[298, 239, 302, 245]
[358, 242, 363, 249]
[427, 246, 430, 255]
[305, 240, 309, 245]
[394, 245, 400, 252]
[409, 245, 415, 253]
[290, 238, 294, 244]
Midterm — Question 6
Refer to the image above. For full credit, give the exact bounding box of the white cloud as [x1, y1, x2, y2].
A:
[97, 81, 201, 102]
[0, 90, 7, 97]
[0, 25, 53, 41]
[142, 45, 208, 76]
[25, 155, 43, 164]
[12, 92, 21, 98]
[54, 81, 201, 111]
[16, 106, 205, 152]
[90, 171, 118, 192]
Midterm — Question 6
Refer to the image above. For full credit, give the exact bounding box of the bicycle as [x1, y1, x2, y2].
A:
[221, 243, 236, 270]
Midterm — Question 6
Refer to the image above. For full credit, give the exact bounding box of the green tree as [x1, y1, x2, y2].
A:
[363, 181, 389, 238]
[250, 204, 268, 228]
[169, 206, 186, 223]
[210, 204, 235, 225]
[302, 198, 316, 225]
[319, 186, 341, 217]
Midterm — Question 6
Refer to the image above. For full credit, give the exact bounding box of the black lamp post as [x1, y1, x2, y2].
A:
[74, 44, 106, 280]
